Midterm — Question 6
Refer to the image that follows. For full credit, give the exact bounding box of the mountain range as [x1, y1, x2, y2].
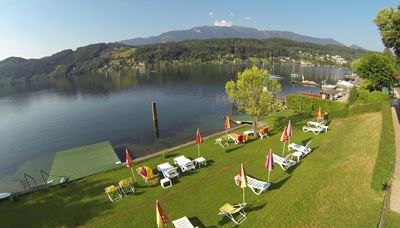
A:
[120, 25, 362, 49]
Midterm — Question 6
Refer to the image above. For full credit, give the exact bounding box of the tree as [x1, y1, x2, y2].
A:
[375, 7, 400, 60]
[225, 65, 281, 136]
[352, 53, 396, 90]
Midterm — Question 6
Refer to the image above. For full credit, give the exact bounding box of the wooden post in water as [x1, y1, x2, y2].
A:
[152, 102, 160, 138]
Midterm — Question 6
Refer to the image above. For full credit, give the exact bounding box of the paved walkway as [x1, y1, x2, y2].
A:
[390, 89, 400, 212]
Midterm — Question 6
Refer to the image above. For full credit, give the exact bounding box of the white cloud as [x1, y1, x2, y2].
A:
[209, 12, 214, 17]
[244, 16, 251, 20]
[214, 20, 233, 27]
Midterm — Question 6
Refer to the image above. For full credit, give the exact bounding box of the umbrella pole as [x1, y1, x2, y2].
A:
[288, 136, 291, 145]
[242, 187, 246, 204]
[282, 143, 285, 156]
[130, 167, 136, 182]
[197, 144, 200, 157]
[267, 170, 271, 182]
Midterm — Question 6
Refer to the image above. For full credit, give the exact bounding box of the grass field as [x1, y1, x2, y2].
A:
[0, 111, 385, 227]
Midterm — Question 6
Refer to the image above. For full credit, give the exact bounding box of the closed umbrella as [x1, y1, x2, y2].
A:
[280, 126, 288, 156]
[195, 128, 202, 157]
[156, 200, 168, 228]
[224, 115, 231, 137]
[125, 148, 136, 181]
[265, 149, 274, 182]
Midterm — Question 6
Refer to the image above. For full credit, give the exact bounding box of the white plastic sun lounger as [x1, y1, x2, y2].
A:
[172, 216, 195, 228]
[288, 140, 312, 156]
[272, 153, 297, 170]
[303, 126, 324, 135]
[234, 175, 271, 195]
[307, 121, 329, 132]
[173, 155, 196, 172]
[157, 162, 179, 179]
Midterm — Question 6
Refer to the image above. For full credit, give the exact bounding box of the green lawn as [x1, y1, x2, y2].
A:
[385, 211, 400, 228]
[0, 111, 385, 227]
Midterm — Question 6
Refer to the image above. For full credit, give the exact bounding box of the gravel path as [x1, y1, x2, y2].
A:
[390, 89, 400, 212]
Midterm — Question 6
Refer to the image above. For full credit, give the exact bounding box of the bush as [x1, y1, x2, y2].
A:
[286, 94, 348, 113]
[371, 102, 396, 191]
[348, 87, 358, 104]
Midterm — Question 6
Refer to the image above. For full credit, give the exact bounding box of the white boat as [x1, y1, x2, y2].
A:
[321, 80, 336, 89]
[269, 56, 283, 80]
[269, 75, 284, 80]
[290, 61, 300, 78]
[0, 192, 11, 200]
[299, 74, 319, 86]
[336, 80, 354, 88]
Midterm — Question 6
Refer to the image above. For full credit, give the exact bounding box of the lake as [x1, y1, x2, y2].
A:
[0, 64, 350, 192]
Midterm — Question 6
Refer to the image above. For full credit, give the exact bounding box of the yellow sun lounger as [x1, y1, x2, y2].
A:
[105, 185, 122, 203]
[218, 203, 247, 225]
[118, 177, 135, 196]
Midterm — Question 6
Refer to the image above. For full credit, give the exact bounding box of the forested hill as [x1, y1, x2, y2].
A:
[0, 38, 367, 84]
[0, 43, 125, 81]
[132, 38, 367, 65]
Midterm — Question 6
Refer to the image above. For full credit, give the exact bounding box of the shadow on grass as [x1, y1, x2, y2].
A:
[205, 159, 215, 167]
[225, 146, 243, 153]
[270, 175, 292, 191]
[301, 137, 313, 145]
[246, 202, 267, 214]
[286, 161, 302, 174]
[188, 216, 216, 228]
[4, 178, 115, 227]
[273, 112, 313, 129]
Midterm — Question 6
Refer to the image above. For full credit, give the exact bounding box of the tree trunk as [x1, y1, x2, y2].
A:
[253, 116, 258, 137]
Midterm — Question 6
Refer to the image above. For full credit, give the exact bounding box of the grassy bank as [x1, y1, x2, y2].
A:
[0, 111, 385, 227]
[385, 211, 400, 227]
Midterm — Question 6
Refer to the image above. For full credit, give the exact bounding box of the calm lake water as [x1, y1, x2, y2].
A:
[0, 64, 350, 192]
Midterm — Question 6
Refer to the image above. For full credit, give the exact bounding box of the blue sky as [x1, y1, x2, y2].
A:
[0, 0, 398, 60]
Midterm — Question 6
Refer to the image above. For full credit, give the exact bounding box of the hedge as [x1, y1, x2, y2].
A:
[286, 94, 348, 113]
[371, 102, 396, 191]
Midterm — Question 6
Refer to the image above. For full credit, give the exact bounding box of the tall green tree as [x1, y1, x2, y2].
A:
[225, 65, 281, 135]
[352, 53, 396, 90]
[375, 7, 400, 60]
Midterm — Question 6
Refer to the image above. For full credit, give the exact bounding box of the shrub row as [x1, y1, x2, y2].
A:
[371, 102, 396, 191]
[286, 94, 348, 113]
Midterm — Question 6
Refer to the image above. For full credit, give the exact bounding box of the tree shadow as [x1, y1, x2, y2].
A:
[270, 175, 292, 191]
[3, 178, 116, 227]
